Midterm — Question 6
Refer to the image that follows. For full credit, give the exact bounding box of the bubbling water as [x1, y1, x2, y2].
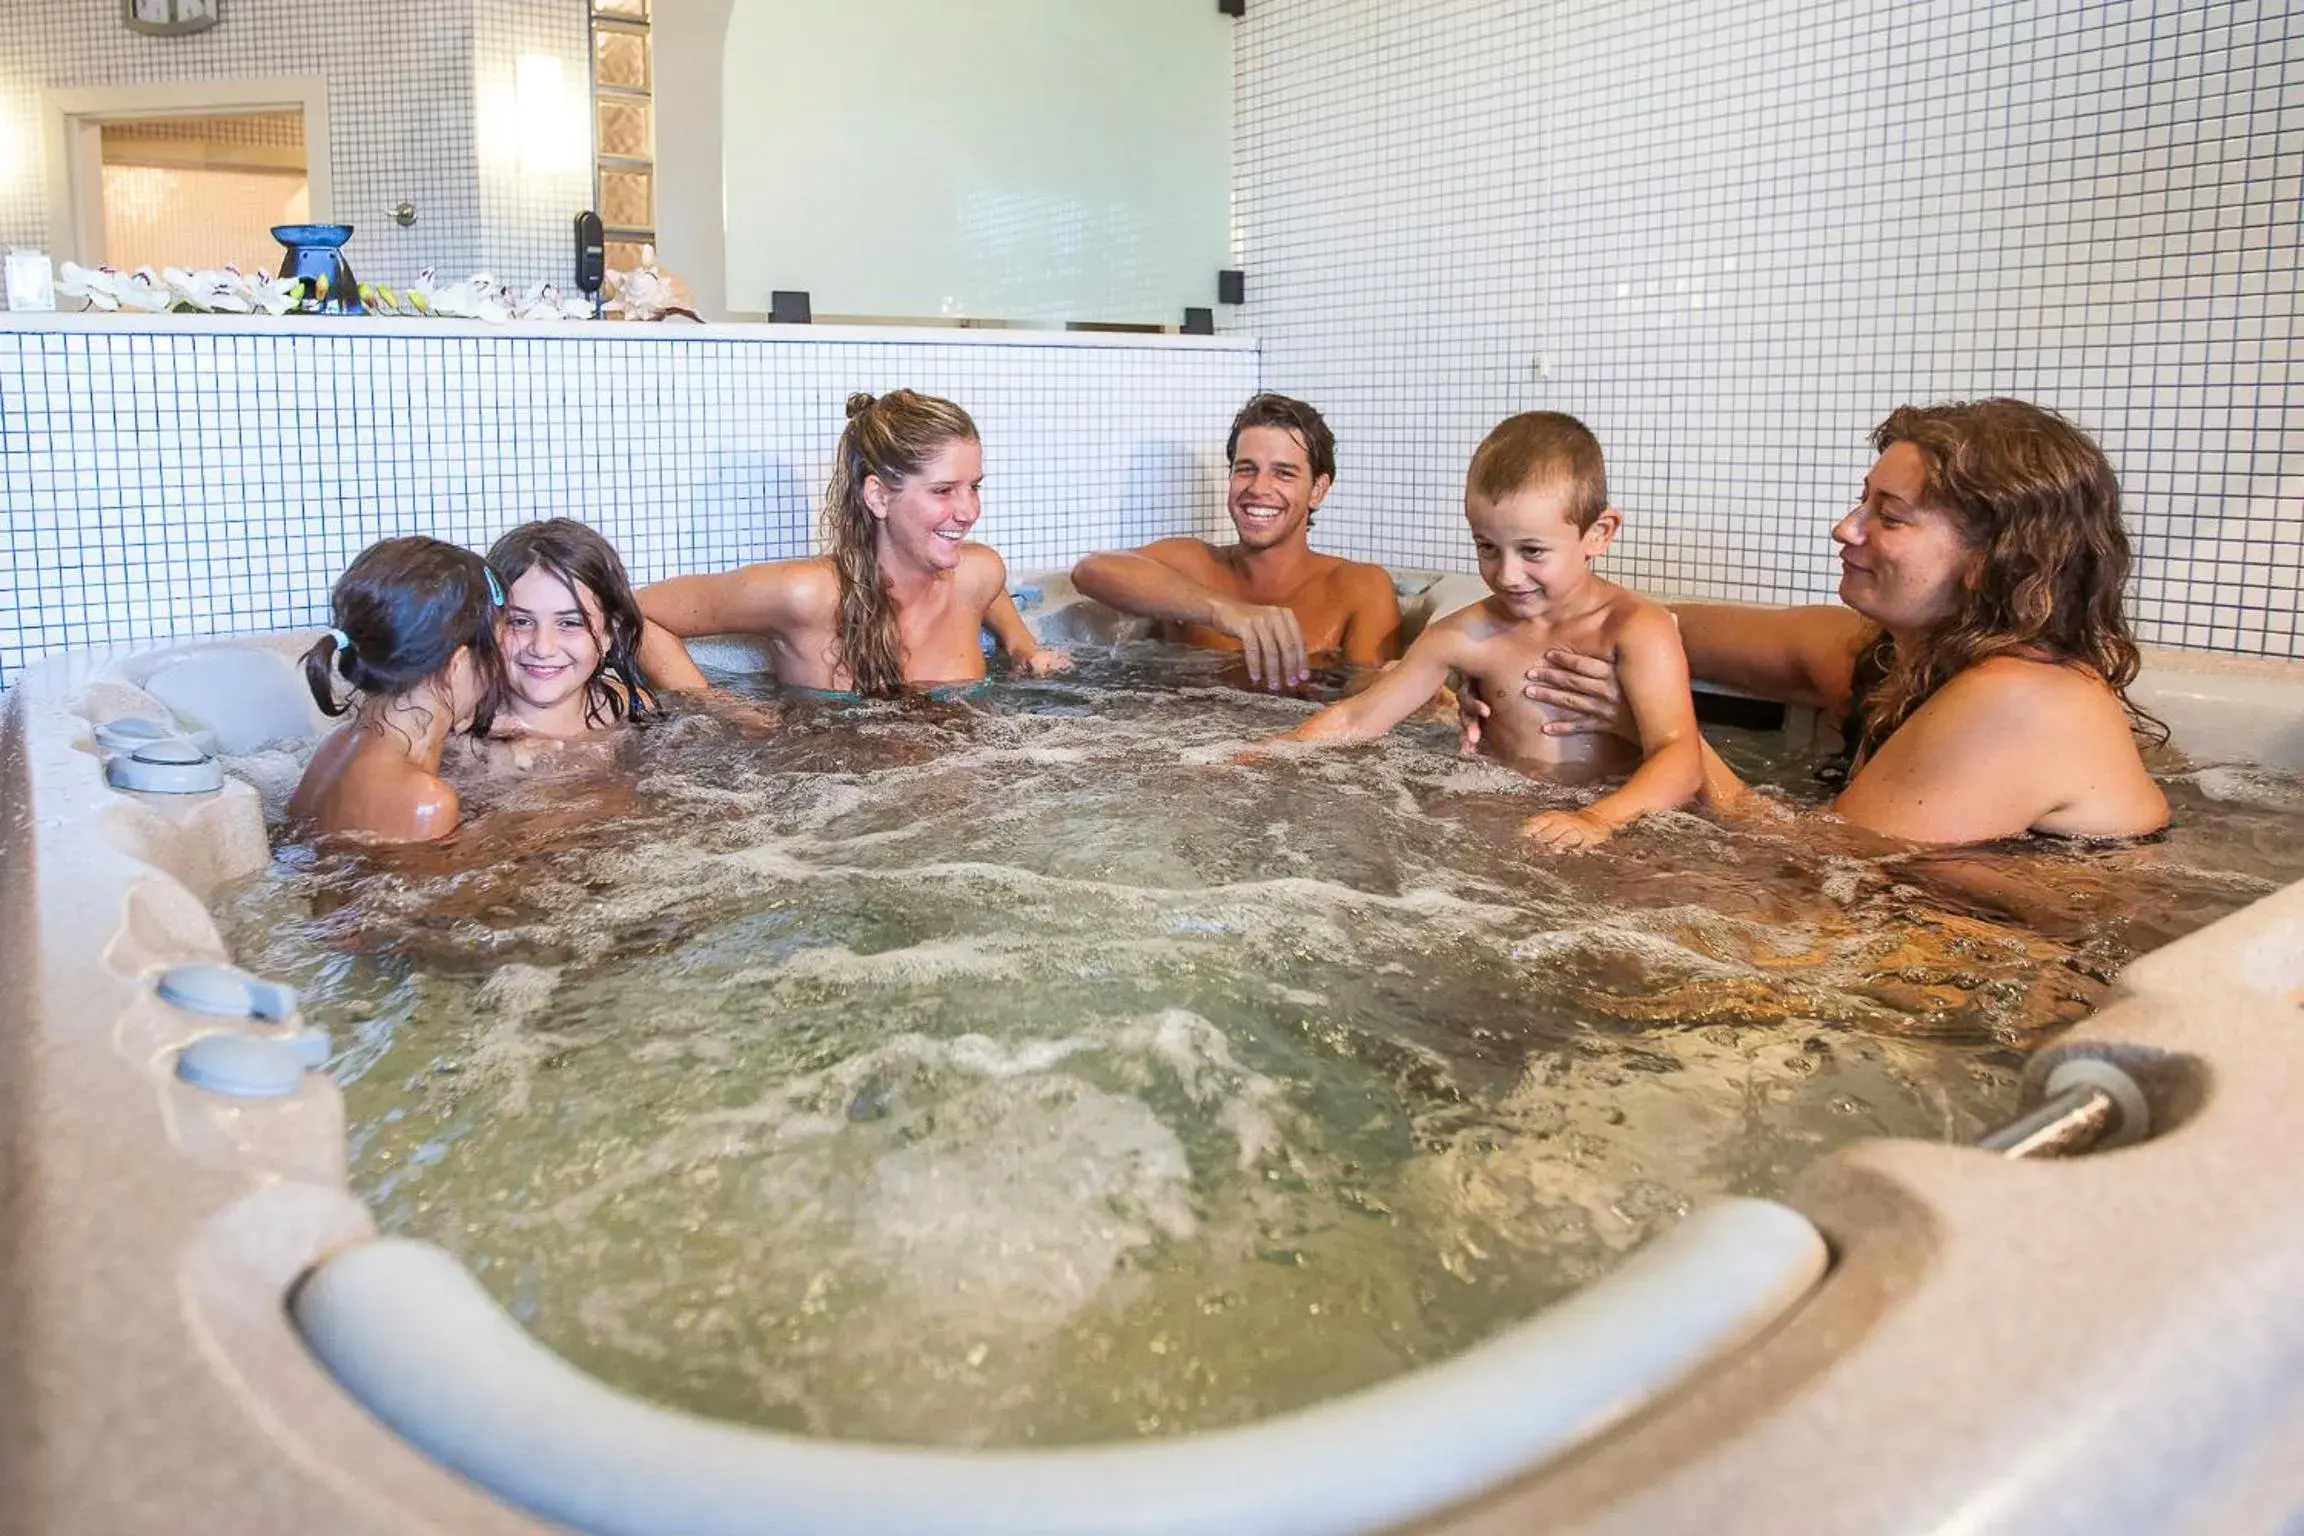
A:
[214, 652, 2304, 1446]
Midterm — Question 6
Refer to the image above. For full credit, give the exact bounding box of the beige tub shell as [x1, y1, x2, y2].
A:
[6, 584, 2304, 1534]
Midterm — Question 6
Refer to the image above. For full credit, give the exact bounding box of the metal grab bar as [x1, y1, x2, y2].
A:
[1977, 1057, 2151, 1160]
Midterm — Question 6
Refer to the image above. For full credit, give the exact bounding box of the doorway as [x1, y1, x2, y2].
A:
[96, 111, 309, 273]
[41, 77, 333, 270]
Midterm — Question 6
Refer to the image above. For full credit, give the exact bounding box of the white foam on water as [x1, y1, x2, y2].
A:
[864, 1075, 1197, 1328]
[461, 964, 570, 1116]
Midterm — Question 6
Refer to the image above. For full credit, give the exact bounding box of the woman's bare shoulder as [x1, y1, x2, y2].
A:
[1953, 654, 2131, 719]
[958, 541, 1011, 598]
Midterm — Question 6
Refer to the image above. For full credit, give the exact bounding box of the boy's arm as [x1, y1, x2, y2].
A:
[1528, 607, 1701, 849]
[1277, 623, 1465, 745]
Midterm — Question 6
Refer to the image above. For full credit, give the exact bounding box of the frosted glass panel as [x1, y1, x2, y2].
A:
[723, 0, 1231, 325]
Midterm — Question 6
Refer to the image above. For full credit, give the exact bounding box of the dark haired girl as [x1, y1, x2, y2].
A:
[634, 389, 1068, 698]
[289, 536, 502, 843]
[485, 518, 662, 742]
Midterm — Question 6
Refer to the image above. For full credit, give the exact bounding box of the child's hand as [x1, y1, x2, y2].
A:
[1523, 808, 1615, 852]
[1457, 687, 1491, 755]
[1018, 646, 1074, 677]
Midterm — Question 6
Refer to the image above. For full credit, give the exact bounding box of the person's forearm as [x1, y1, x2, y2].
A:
[982, 594, 1042, 663]
[1695, 735, 1763, 816]
[1584, 736, 1704, 829]
[1279, 698, 1382, 744]
[638, 618, 709, 692]
[1072, 552, 1222, 626]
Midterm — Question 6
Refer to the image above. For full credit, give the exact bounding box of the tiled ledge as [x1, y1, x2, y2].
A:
[0, 311, 1258, 351]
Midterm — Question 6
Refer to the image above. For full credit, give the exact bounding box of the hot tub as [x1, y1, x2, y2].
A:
[6, 577, 2304, 1534]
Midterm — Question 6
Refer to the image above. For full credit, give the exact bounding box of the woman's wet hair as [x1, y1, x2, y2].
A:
[1861, 397, 2167, 753]
[487, 518, 663, 726]
[823, 388, 979, 698]
[301, 536, 502, 733]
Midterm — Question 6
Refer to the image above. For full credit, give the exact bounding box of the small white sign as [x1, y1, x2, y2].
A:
[6, 251, 56, 312]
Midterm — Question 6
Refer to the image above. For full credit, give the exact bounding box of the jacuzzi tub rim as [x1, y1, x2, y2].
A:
[289, 1199, 1827, 1536]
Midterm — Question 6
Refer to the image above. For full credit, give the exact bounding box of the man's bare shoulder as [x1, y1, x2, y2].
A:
[1321, 556, 1397, 598]
[1134, 536, 1229, 578]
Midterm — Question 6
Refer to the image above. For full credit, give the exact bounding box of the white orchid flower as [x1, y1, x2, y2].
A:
[242, 270, 299, 316]
[57, 261, 121, 311]
[115, 267, 173, 313]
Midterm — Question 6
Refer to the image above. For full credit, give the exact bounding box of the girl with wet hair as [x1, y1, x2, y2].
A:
[289, 536, 503, 843]
[485, 518, 663, 739]
[1472, 397, 2169, 844]
[636, 389, 1068, 698]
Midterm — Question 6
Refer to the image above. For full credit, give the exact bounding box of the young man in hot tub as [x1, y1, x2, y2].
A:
[1263, 411, 1703, 851]
[1070, 393, 1405, 690]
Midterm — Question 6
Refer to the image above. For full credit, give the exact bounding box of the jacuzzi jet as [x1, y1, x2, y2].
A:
[158, 961, 300, 1022]
[1976, 1057, 2151, 1159]
[104, 737, 224, 795]
[93, 716, 175, 752]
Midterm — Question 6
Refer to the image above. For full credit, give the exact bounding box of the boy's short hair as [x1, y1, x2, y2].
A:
[1468, 412, 1609, 531]
[1227, 393, 1336, 484]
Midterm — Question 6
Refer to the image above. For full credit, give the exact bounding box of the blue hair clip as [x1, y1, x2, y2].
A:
[327, 626, 353, 655]
[485, 567, 506, 606]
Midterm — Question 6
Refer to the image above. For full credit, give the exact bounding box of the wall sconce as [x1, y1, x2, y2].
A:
[516, 53, 579, 176]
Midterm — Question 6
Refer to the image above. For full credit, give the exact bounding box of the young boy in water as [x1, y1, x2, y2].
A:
[1270, 412, 1702, 850]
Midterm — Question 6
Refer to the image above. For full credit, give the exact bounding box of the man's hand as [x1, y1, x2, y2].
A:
[1523, 648, 1636, 739]
[1016, 646, 1074, 677]
[1209, 597, 1309, 690]
[1523, 808, 1615, 852]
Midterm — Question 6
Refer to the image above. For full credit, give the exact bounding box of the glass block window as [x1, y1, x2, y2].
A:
[590, 0, 653, 266]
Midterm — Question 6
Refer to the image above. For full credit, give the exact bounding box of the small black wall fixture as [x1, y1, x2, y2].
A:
[574, 211, 606, 311]
[1181, 308, 1215, 335]
[1217, 269, 1245, 305]
[770, 290, 813, 324]
[1218, 0, 1244, 16]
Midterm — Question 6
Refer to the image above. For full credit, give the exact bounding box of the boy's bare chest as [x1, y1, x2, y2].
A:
[1460, 615, 1628, 769]
[1462, 614, 1613, 692]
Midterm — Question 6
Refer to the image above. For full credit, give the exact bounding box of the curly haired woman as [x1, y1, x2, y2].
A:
[1468, 398, 2169, 844]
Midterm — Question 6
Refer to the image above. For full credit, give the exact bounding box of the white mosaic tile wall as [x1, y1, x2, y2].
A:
[0, 0, 593, 288]
[0, 319, 1255, 682]
[474, 0, 595, 285]
[1230, 0, 2304, 658]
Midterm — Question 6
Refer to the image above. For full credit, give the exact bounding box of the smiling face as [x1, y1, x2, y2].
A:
[1227, 425, 1329, 551]
[1833, 441, 1976, 634]
[498, 565, 604, 725]
[867, 436, 983, 575]
[1465, 481, 1619, 615]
